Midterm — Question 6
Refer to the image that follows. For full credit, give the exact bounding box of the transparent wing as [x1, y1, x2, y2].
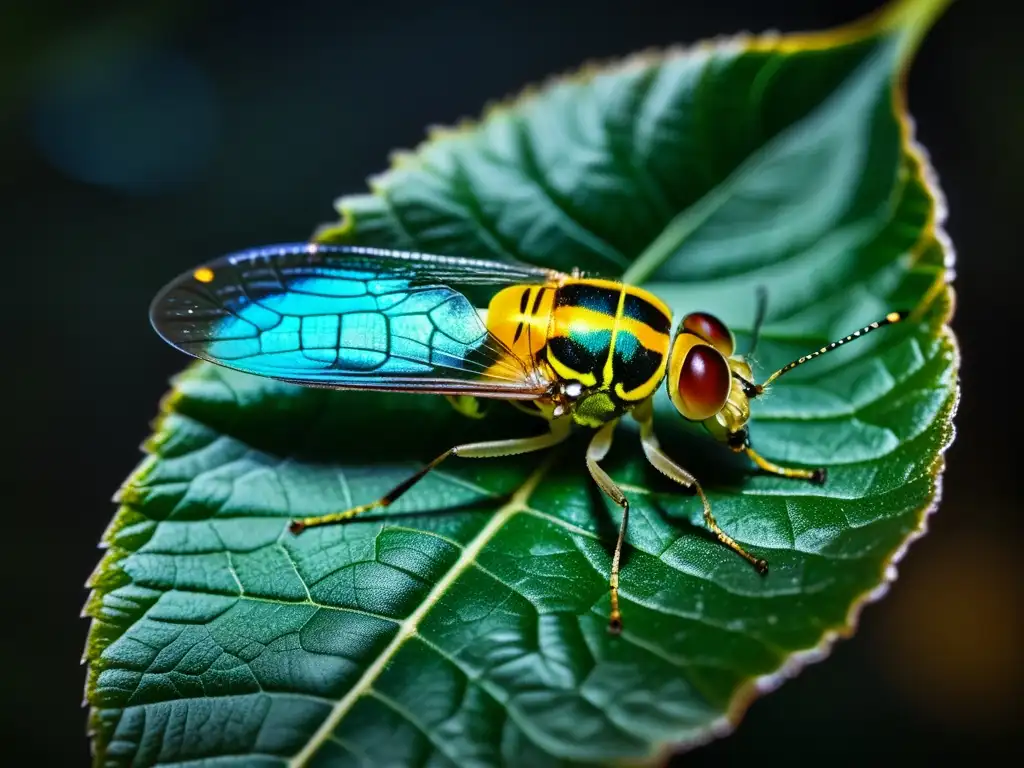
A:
[149, 243, 565, 398]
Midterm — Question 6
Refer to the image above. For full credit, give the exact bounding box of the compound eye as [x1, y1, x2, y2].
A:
[682, 312, 734, 356]
[677, 344, 731, 421]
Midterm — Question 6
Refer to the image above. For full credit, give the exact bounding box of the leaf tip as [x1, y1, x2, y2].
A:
[878, 0, 955, 61]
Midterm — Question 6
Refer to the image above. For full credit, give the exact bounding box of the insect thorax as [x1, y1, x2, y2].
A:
[486, 278, 673, 427]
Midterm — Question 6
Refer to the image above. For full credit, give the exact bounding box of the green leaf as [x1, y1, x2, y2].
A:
[85, 0, 959, 765]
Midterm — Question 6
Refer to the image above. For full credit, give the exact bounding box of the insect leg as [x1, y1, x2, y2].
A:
[445, 394, 488, 420]
[289, 417, 572, 533]
[631, 400, 768, 575]
[744, 445, 825, 484]
[584, 419, 629, 635]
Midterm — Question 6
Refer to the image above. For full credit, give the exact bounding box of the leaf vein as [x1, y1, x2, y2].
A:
[509, 114, 630, 271]
[287, 457, 555, 766]
[367, 689, 461, 768]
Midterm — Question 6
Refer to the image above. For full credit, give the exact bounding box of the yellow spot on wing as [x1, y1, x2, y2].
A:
[193, 267, 215, 283]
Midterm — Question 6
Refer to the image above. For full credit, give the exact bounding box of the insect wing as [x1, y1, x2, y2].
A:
[149, 243, 562, 398]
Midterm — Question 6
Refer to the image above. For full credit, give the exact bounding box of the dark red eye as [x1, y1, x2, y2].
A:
[683, 312, 734, 356]
[677, 344, 731, 421]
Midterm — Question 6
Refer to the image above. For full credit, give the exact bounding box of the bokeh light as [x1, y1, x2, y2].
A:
[877, 517, 1022, 733]
[28, 42, 217, 195]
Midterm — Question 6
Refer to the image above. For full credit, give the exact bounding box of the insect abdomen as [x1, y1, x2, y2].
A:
[546, 281, 618, 389]
[485, 284, 556, 367]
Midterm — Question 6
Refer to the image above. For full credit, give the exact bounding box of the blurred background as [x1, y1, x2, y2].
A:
[2, 0, 1018, 764]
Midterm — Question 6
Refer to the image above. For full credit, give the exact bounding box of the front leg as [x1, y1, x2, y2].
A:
[631, 400, 768, 575]
[742, 439, 826, 485]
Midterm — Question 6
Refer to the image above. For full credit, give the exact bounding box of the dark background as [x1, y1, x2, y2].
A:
[2, 0, 1019, 764]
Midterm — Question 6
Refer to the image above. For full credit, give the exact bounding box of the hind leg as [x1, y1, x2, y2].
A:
[290, 417, 572, 533]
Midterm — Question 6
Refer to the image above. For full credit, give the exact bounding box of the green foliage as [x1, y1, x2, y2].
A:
[86, 1, 958, 765]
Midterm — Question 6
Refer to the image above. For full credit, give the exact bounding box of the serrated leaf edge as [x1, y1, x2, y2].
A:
[315, 0, 952, 258]
[642, 122, 961, 765]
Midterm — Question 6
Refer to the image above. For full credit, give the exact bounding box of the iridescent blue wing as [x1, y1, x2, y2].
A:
[149, 243, 565, 398]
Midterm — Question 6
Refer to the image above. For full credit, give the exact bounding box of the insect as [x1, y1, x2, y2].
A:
[150, 242, 906, 633]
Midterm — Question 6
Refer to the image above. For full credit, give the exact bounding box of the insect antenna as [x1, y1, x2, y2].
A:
[754, 311, 908, 393]
[745, 286, 769, 356]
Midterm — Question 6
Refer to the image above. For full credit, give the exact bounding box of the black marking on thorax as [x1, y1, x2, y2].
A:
[547, 283, 620, 382]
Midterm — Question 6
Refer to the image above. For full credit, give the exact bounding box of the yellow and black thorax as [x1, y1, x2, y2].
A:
[486, 278, 673, 426]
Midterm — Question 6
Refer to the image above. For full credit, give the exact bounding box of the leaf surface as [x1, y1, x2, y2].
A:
[86, 1, 959, 765]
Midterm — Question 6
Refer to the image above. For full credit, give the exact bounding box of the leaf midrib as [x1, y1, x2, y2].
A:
[623, 42, 900, 287]
[287, 453, 559, 767]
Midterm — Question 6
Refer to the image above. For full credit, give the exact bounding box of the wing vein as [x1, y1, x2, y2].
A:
[150, 243, 556, 397]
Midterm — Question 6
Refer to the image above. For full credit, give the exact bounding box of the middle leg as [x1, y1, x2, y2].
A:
[584, 419, 631, 635]
[631, 400, 768, 574]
